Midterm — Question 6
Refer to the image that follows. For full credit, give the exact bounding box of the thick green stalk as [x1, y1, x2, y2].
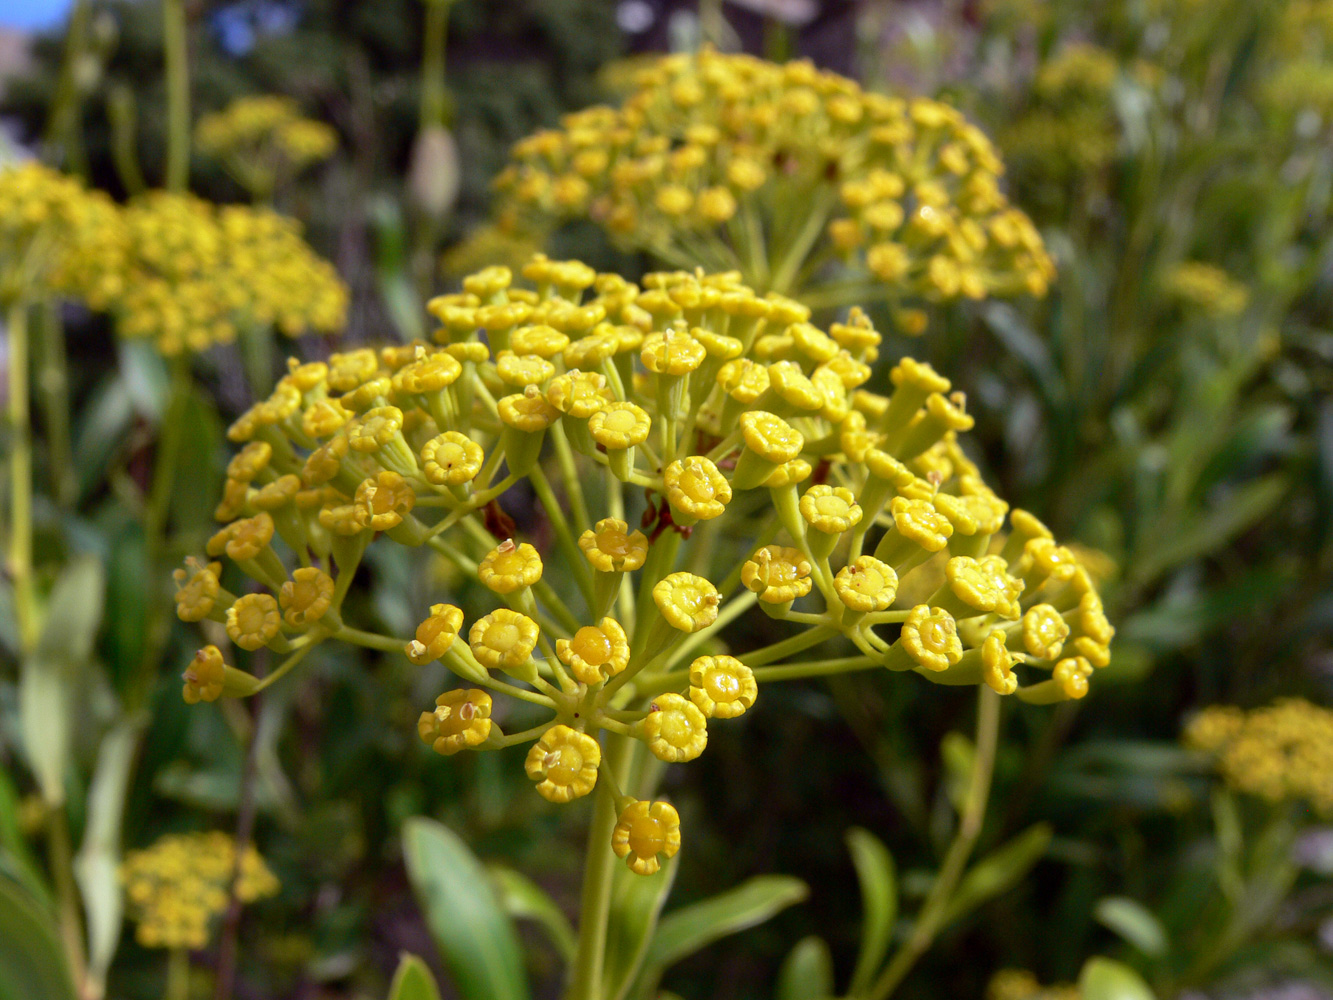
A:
[35, 301, 75, 508]
[566, 732, 631, 1000]
[167, 947, 188, 1000]
[162, 0, 190, 191]
[865, 686, 1002, 1000]
[6, 301, 37, 650]
[43, 0, 92, 174]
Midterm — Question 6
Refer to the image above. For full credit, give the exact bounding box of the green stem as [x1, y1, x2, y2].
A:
[566, 732, 630, 1000]
[162, 0, 190, 191]
[530, 464, 596, 608]
[47, 806, 87, 992]
[752, 655, 878, 682]
[865, 686, 1002, 1000]
[744, 626, 837, 667]
[43, 0, 92, 174]
[167, 947, 189, 1000]
[333, 626, 406, 653]
[6, 301, 37, 651]
[35, 301, 75, 509]
[419, 0, 451, 132]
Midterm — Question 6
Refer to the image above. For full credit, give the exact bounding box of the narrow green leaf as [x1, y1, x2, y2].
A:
[103, 525, 148, 695]
[72, 375, 134, 505]
[75, 715, 146, 997]
[0, 773, 46, 905]
[0, 873, 78, 1000]
[401, 818, 530, 1000]
[776, 936, 834, 1000]
[1093, 897, 1169, 957]
[846, 828, 896, 996]
[644, 875, 808, 970]
[1078, 957, 1156, 1000]
[603, 852, 677, 1000]
[35, 554, 104, 665]
[940, 824, 1051, 928]
[488, 865, 577, 963]
[387, 953, 443, 1000]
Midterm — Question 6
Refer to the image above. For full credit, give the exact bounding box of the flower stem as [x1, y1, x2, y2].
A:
[166, 947, 189, 1000]
[162, 0, 190, 192]
[865, 685, 1002, 1000]
[6, 300, 37, 651]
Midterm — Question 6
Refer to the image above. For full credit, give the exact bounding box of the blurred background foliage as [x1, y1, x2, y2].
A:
[0, 0, 1331, 998]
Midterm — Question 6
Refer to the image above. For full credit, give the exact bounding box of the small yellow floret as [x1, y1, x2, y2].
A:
[642, 693, 708, 762]
[183, 645, 226, 704]
[589, 402, 651, 449]
[478, 539, 544, 594]
[664, 456, 732, 521]
[406, 604, 466, 665]
[174, 559, 222, 622]
[800, 484, 863, 534]
[421, 432, 485, 486]
[741, 545, 813, 605]
[900, 605, 963, 672]
[652, 572, 720, 632]
[279, 567, 334, 627]
[525, 725, 601, 802]
[226, 593, 282, 651]
[469, 609, 540, 670]
[688, 655, 756, 719]
[556, 618, 631, 685]
[418, 688, 492, 755]
[834, 556, 899, 613]
[612, 800, 681, 875]
[981, 630, 1019, 696]
[578, 518, 650, 572]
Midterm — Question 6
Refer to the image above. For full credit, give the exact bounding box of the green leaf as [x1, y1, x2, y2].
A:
[1078, 957, 1156, 1000]
[488, 865, 577, 963]
[20, 555, 105, 806]
[940, 824, 1051, 928]
[103, 525, 148, 695]
[72, 375, 134, 505]
[1093, 897, 1169, 957]
[940, 732, 974, 816]
[0, 872, 78, 1000]
[776, 936, 834, 1000]
[603, 852, 677, 1000]
[75, 715, 146, 998]
[401, 818, 530, 1000]
[387, 953, 443, 1000]
[644, 875, 808, 971]
[846, 828, 896, 996]
[168, 391, 224, 541]
[0, 770, 46, 906]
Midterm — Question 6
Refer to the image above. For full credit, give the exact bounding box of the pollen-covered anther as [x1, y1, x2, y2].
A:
[468, 609, 540, 670]
[900, 605, 963, 672]
[478, 540, 544, 594]
[741, 545, 813, 605]
[183, 645, 227, 704]
[688, 655, 757, 719]
[652, 573, 720, 633]
[612, 800, 681, 875]
[417, 688, 492, 755]
[641, 693, 708, 762]
[556, 618, 630, 685]
[405, 604, 465, 665]
[578, 518, 649, 572]
[524, 725, 601, 802]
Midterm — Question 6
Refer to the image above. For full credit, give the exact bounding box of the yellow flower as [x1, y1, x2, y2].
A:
[495, 352, 556, 387]
[1021, 604, 1069, 660]
[891, 497, 954, 551]
[547, 370, 612, 418]
[174, 559, 223, 622]
[740, 411, 804, 463]
[227, 441, 273, 482]
[226, 593, 282, 651]
[225, 512, 276, 562]
[418, 688, 493, 755]
[589, 402, 652, 450]
[183, 645, 227, 704]
[899, 605, 963, 672]
[664, 456, 732, 522]
[653, 573, 721, 632]
[741, 545, 814, 605]
[422, 432, 485, 486]
[641, 693, 708, 762]
[579, 518, 650, 572]
[943, 556, 1002, 615]
[498, 387, 561, 432]
[834, 556, 899, 613]
[557, 618, 631, 685]
[406, 604, 466, 666]
[478, 540, 544, 594]
[279, 567, 334, 627]
[612, 800, 682, 875]
[688, 655, 757, 718]
[469, 609, 540, 670]
[981, 630, 1019, 695]
[525, 725, 601, 802]
[641, 329, 706, 376]
[1053, 656, 1092, 700]
[348, 405, 405, 453]
[354, 471, 416, 532]
[800, 484, 863, 535]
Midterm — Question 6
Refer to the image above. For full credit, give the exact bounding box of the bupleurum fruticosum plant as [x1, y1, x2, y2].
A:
[179, 256, 1115, 877]
[493, 49, 1055, 314]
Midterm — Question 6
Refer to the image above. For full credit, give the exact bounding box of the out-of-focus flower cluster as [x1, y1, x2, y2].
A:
[988, 969, 1080, 1000]
[121, 832, 278, 949]
[1265, 1, 1333, 121]
[1186, 699, 1333, 812]
[494, 49, 1054, 306]
[0, 161, 121, 306]
[196, 95, 338, 197]
[64, 191, 347, 355]
[184, 256, 1112, 877]
[1160, 262, 1249, 318]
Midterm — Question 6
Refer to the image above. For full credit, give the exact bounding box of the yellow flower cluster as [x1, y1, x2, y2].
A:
[186, 256, 1110, 876]
[495, 49, 1054, 305]
[1185, 699, 1333, 811]
[988, 969, 1080, 1000]
[1161, 262, 1249, 317]
[121, 832, 278, 949]
[0, 161, 121, 307]
[196, 95, 338, 196]
[61, 191, 347, 355]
